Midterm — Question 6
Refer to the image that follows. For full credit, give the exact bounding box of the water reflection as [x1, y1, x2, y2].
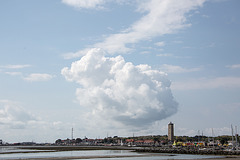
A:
[0, 149, 139, 159]
[0, 147, 224, 160]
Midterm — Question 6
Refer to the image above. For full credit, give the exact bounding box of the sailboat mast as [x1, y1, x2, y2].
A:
[235, 126, 238, 147]
[231, 125, 234, 149]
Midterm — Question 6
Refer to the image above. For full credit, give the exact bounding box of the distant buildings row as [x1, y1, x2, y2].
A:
[54, 122, 239, 149]
[55, 137, 159, 146]
[1, 122, 239, 148]
[54, 122, 176, 146]
[54, 136, 239, 148]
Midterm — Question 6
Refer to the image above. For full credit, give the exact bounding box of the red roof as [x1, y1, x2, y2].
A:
[126, 139, 134, 142]
[144, 140, 154, 143]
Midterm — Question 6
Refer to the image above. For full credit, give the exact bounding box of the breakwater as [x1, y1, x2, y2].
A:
[136, 147, 240, 155]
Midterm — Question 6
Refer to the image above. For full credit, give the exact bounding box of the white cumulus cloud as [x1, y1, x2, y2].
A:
[62, 48, 178, 127]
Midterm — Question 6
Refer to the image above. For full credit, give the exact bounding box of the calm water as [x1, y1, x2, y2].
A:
[0, 147, 224, 160]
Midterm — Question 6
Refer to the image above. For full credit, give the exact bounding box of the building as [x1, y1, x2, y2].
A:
[168, 122, 174, 141]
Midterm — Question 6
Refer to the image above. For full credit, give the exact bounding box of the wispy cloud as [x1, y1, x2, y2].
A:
[23, 73, 54, 82]
[173, 40, 183, 44]
[154, 41, 165, 47]
[157, 53, 173, 57]
[207, 42, 215, 48]
[140, 51, 150, 54]
[182, 46, 192, 49]
[159, 64, 201, 73]
[172, 76, 240, 90]
[62, 0, 107, 9]
[62, 48, 92, 59]
[156, 54, 191, 59]
[1, 64, 31, 69]
[94, 0, 205, 54]
[226, 64, 240, 69]
[0, 100, 38, 129]
[3, 71, 54, 82]
[65, 0, 206, 58]
[201, 14, 210, 18]
[0, 99, 72, 142]
[1, 65, 54, 82]
[5, 72, 22, 76]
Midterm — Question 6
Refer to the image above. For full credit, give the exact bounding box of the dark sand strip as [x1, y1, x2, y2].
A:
[1, 154, 148, 160]
[6, 154, 240, 160]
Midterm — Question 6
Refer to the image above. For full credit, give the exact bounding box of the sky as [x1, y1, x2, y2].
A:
[0, 0, 240, 143]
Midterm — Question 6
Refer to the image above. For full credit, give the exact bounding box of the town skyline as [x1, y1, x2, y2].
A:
[1, 122, 238, 144]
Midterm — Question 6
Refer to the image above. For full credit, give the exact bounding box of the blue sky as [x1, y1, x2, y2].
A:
[0, 0, 240, 143]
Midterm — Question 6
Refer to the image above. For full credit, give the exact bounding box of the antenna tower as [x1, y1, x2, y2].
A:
[71, 127, 73, 140]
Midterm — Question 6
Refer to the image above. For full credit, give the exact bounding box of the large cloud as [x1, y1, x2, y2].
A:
[62, 48, 178, 127]
[64, 0, 206, 58]
[95, 0, 205, 54]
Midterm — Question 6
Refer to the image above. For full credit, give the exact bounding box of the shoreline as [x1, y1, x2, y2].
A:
[16, 145, 240, 156]
[1, 145, 240, 160]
